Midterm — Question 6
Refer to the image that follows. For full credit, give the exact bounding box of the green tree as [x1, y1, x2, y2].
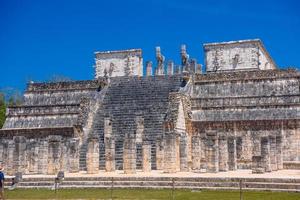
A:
[0, 93, 6, 128]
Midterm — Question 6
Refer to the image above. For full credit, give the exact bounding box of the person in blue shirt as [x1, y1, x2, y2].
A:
[0, 165, 4, 200]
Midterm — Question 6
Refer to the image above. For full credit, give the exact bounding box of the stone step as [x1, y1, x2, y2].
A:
[5, 177, 300, 192]
[18, 176, 300, 183]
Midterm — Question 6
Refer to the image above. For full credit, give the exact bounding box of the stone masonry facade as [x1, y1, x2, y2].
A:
[0, 39, 299, 175]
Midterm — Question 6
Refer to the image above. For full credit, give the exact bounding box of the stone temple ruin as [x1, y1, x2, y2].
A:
[0, 39, 299, 176]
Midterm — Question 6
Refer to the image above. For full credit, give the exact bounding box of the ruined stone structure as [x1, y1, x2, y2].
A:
[0, 39, 299, 175]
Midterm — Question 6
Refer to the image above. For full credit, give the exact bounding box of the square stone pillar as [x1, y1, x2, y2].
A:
[86, 136, 100, 174]
[167, 61, 174, 75]
[27, 140, 39, 174]
[163, 132, 178, 173]
[200, 136, 207, 171]
[156, 139, 164, 170]
[68, 138, 80, 173]
[191, 135, 201, 171]
[142, 142, 151, 172]
[276, 135, 283, 170]
[13, 136, 27, 174]
[175, 136, 180, 172]
[240, 131, 253, 168]
[253, 136, 261, 156]
[218, 135, 229, 171]
[38, 140, 48, 174]
[261, 137, 271, 172]
[104, 117, 115, 172]
[146, 61, 153, 76]
[47, 136, 62, 175]
[6, 140, 15, 175]
[105, 138, 115, 172]
[206, 132, 219, 173]
[269, 136, 277, 171]
[228, 137, 237, 171]
[180, 134, 189, 172]
[135, 116, 144, 170]
[0, 141, 5, 170]
[123, 134, 137, 174]
[252, 156, 265, 173]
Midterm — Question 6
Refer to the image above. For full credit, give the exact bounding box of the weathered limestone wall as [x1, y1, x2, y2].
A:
[3, 81, 98, 129]
[204, 39, 276, 72]
[95, 49, 143, 78]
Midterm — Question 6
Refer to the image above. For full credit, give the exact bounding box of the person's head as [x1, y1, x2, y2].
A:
[0, 162, 3, 171]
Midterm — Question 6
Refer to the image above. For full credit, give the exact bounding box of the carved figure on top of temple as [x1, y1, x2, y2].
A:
[180, 44, 189, 71]
[155, 46, 165, 75]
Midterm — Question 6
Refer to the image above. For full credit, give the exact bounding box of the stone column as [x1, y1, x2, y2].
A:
[6, 140, 15, 175]
[105, 138, 115, 172]
[252, 156, 265, 173]
[146, 61, 153, 76]
[269, 136, 277, 171]
[0, 141, 4, 168]
[253, 135, 261, 156]
[104, 118, 115, 172]
[218, 135, 229, 171]
[206, 132, 219, 173]
[86, 136, 99, 174]
[241, 131, 253, 168]
[27, 140, 39, 174]
[200, 136, 207, 172]
[60, 142, 68, 172]
[156, 139, 164, 170]
[167, 61, 174, 75]
[180, 134, 189, 171]
[276, 135, 283, 170]
[195, 64, 202, 74]
[47, 136, 62, 175]
[261, 137, 271, 172]
[135, 116, 144, 170]
[123, 134, 136, 174]
[163, 132, 177, 173]
[13, 136, 27, 174]
[142, 141, 151, 172]
[38, 140, 48, 174]
[68, 138, 80, 173]
[228, 137, 237, 171]
[191, 135, 201, 171]
[175, 135, 180, 172]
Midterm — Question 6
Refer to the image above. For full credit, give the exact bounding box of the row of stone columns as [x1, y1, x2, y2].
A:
[252, 135, 283, 173]
[86, 134, 153, 174]
[162, 132, 240, 173]
[0, 136, 80, 175]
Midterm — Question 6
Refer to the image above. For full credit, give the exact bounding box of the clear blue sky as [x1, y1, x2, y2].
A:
[0, 0, 299, 92]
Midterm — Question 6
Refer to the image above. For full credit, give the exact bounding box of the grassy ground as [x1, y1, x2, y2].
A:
[3, 188, 300, 200]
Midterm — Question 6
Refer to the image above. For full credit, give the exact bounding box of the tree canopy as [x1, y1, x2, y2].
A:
[0, 93, 6, 128]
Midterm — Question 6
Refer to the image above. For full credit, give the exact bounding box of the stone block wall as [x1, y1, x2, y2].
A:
[95, 49, 143, 78]
[204, 39, 276, 72]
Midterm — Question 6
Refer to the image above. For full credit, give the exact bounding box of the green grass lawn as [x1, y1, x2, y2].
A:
[4, 188, 300, 200]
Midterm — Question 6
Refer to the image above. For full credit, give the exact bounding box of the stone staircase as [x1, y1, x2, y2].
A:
[4, 176, 300, 192]
[79, 86, 108, 171]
